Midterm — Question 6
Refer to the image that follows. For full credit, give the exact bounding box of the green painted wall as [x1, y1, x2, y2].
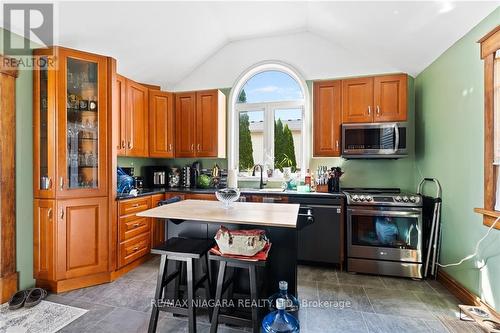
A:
[1, 29, 36, 289]
[415, 8, 500, 311]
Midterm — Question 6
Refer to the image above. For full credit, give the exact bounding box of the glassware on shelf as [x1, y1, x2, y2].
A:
[268, 281, 300, 313]
[215, 188, 241, 209]
[262, 298, 300, 333]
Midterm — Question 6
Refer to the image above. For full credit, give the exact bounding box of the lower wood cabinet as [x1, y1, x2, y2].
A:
[34, 197, 109, 288]
[151, 194, 166, 248]
[117, 196, 152, 268]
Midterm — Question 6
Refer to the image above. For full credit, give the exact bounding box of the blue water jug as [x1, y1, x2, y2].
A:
[262, 298, 300, 333]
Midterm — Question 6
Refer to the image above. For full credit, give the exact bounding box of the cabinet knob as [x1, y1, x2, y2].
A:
[59, 177, 64, 191]
[133, 223, 140, 228]
[127, 141, 132, 149]
[197, 144, 200, 151]
[368, 106, 371, 115]
[131, 203, 139, 208]
[191, 144, 194, 151]
[120, 140, 126, 149]
[132, 247, 139, 252]
[336, 140, 339, 151]
[60, 208, 64, 220]
[47, 208, 53, 219]
[376, 105, 380, 115]
[168, 143, 173, 151]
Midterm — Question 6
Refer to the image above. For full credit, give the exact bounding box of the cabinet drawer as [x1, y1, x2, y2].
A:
[119, 215, 150, 242]
[119, 233, 150, 267]
[119, 197, 151, 216]
[186, 193, 216, 201]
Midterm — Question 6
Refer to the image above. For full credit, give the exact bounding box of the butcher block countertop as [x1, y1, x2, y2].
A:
[137, 199, 300, 228]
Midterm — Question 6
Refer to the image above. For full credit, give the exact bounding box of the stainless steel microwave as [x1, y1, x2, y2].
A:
[342, 122, 408, 159]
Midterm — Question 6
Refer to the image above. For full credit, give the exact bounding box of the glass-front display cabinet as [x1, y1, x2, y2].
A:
[33, 47, 108, 198]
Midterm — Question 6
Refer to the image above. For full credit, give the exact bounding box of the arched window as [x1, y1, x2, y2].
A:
[229, 62, 309, 179]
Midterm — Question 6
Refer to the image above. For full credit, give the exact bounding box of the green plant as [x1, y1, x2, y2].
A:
[276, 153, 295, 172]
[239, 112, 254, 170]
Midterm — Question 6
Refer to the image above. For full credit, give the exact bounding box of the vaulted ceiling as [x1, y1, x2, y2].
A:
[53, 1, 499, 90]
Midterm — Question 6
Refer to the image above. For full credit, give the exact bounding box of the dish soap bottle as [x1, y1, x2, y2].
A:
[268, 281, 299, 313]
[262, 298, 300, 333]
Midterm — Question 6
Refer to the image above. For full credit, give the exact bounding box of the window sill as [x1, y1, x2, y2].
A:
[474, 208, 500, 230]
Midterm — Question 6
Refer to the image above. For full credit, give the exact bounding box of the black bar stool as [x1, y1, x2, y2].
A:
[148, 237, 214, 333]
[209, 254, 266, 333]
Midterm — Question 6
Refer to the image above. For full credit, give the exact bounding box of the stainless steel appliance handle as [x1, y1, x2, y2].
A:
[348, 208, 420, 218]
[394, 123, 400, 153]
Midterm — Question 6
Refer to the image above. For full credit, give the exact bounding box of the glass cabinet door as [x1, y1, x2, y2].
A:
[66, 58, 99, 189]
[58, 50, 107, 197]
[34, 55, 56, 198]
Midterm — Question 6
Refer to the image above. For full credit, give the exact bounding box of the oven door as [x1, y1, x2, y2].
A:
[347, 206, 422, 262]
[342, 122, 407, 158]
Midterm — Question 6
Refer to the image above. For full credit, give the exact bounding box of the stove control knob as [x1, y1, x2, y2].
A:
[409, 196, 420, 203]
[359, 195, 366, 202]
[366, 196, 373, 202]
[395, 196, 402, 202]
[402, 196, 409, 202]
[352, 195, 359, 202]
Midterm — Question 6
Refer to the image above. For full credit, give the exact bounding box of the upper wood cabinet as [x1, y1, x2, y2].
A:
[125, 80, 149, 156]
[342, 77, 374, 123]
[33, 47, 109, 199]
[116, 74, 127, 156]
[175, 92, 197, 157]
[313, 80, 342, 157]
[342, 74, 407, 123]
[175, 89, 226, 158]
[149, 90, 175, 158]
[373, 74, 407, 122]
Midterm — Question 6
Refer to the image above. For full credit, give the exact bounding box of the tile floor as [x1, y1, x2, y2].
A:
[46, 257, 472, 332]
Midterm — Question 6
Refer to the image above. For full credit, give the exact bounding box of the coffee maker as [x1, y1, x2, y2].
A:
[144, 166, 168, 188]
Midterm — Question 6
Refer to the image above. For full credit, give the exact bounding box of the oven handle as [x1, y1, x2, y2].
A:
[348, 209, 421, 218]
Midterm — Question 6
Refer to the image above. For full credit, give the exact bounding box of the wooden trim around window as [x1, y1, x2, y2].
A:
[476, 26, 500, 230]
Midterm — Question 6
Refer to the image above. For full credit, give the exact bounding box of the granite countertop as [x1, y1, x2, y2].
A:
[116, 187, 345, 200]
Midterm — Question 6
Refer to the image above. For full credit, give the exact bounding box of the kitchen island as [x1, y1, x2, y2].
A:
[138, 199, 301, 296]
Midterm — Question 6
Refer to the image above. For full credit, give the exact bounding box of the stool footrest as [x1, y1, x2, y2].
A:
[162, 270, 180, 286]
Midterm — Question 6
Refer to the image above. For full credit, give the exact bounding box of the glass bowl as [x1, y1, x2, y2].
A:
[216, 188, 241, 209]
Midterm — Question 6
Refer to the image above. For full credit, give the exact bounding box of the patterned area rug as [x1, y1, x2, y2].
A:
[0, 300, 87, 333]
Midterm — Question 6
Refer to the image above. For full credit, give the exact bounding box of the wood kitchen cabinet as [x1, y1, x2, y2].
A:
[342, 77, 374, 123]
[149, 90, 175, 157]
[175, 90, 226, 158]
[115, 76, 149, 157]
[125, 79, 149, 156]
[33, 199, 56, 282]
[150, 194, 166, 248]
[33, 47, 109, 199]
[313, 80, 342, 157]
[33, 47, 113, 293]
[342, 74, 407, 123]
[34, 197, 109, 290]
[373, 74, 407, 122]
[117, 196, 152, 268]
[56, 197, 108, 280]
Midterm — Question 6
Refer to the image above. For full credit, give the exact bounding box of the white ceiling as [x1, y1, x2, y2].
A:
[53, 1, 499, 90]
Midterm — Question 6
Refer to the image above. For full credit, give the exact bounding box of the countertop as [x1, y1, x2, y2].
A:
[137, 199, 300, 228]
[116, 187, 346, 201]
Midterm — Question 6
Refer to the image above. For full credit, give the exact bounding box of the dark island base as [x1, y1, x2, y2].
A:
[164, 220, 298, 299]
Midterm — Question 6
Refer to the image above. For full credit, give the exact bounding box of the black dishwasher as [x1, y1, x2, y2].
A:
[289, 196, 343, 265]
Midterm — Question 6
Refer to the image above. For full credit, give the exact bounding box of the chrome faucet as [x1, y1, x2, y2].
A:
[252, 164, 266, 189]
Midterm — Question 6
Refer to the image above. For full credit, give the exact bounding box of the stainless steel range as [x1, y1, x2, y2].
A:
[344, 188, 424, 279]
